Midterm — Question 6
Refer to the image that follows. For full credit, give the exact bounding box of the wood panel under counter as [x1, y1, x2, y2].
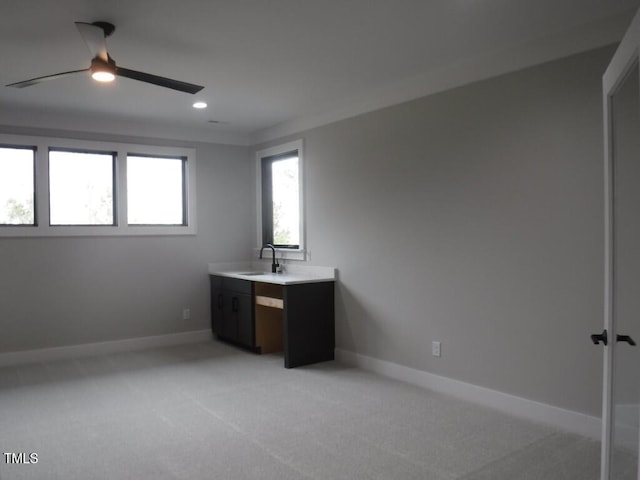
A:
[255, 282, 284, 354]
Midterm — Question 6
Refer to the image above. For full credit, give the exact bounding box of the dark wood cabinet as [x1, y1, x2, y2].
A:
[283, 281, 334, 368]
[210, 275, 255, 349]
[234, 292, 254, 346]
[210, 275, 223, 336]
[210, 274, 335, 367]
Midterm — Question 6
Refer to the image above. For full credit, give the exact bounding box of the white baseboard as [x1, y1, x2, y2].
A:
[0, 330, 213, 367]
[335, 348, 602, 441]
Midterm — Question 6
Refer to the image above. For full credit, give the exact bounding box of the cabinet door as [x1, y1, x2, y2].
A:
[236, 293, 254, 347]
[209, 276, 224, 336]
[222, 292, 239, 341]
[211, 277, 255, 347]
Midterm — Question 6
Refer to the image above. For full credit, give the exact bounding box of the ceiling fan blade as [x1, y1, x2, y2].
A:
[6, 69, 89, 88]
[75, 22, 109, 62]
[116, 67, 204, 94]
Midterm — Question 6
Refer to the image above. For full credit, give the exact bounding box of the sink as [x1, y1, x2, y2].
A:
[237, 271, 266, 276]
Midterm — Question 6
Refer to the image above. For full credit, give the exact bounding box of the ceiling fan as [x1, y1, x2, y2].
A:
[6, 21, 204, 94]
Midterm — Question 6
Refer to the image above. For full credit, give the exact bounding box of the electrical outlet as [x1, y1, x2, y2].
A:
[182, 308, 191, 321]
[432, 341, 441, 357]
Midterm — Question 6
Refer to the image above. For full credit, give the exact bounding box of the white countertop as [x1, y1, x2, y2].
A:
[208, 262, 335, 285]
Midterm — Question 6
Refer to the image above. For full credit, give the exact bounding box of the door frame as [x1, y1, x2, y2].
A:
[601, 9, 640, 479]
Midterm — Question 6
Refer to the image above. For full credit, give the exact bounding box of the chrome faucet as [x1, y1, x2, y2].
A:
[259, 243, 279, 273]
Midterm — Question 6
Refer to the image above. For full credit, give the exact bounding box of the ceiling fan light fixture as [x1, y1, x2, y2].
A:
[92, 70, 115, 82]
[90, 57, 116, 83]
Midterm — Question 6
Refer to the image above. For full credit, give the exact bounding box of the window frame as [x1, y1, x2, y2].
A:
[256, 139, 305, 261]
[126, 153, 188, 227]
[0, 144, 37, 227]
[48, 147, 118, 227]
[0, 134, 197, 237]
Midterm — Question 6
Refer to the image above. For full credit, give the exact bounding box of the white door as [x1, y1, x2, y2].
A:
[598, 8, 640, 480]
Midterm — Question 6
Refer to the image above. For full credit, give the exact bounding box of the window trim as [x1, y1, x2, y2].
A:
[0, 144, 37, 227]
[0, 134, 197, 237]
[48, 147, 118, 227]
[126, 153, 188, 227]
[256, 139, 306, 261]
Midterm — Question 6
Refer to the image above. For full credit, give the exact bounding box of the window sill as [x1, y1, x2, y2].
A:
[253, 247, 307, 262]
[0, 225, 196, 238]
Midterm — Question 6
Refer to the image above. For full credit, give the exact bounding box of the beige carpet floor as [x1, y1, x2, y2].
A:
[0, 341, 635, 479]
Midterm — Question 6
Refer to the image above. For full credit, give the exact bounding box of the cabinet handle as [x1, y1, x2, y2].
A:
[591, 329, 608, 346]
[217, 293, 223, 309]
[232, 297, 239, 312]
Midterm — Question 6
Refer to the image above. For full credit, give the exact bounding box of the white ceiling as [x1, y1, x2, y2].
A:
[1, 0, 638, 145]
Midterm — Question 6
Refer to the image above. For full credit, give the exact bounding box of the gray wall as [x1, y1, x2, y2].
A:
[0, 44, 614, 418]
[0, 128, 253, 352]
[257, 46, 614, 417]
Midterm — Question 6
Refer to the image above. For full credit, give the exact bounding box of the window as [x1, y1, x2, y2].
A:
[127, 155, 186, 226]
[262, 152, 300, 247]
[257, 140, 304, 258]
[0, 146, 36, 226]
[0, 134, 196, 237]
[49, 149, 115, 226]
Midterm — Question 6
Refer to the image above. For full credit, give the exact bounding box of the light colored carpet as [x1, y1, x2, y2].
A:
[0, 341, 630, 479]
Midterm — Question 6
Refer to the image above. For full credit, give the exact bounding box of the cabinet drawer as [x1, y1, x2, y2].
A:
[221, 277, 253, 294]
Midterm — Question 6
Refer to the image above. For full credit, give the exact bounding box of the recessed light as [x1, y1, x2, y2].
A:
[193, 101, 207, 109]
